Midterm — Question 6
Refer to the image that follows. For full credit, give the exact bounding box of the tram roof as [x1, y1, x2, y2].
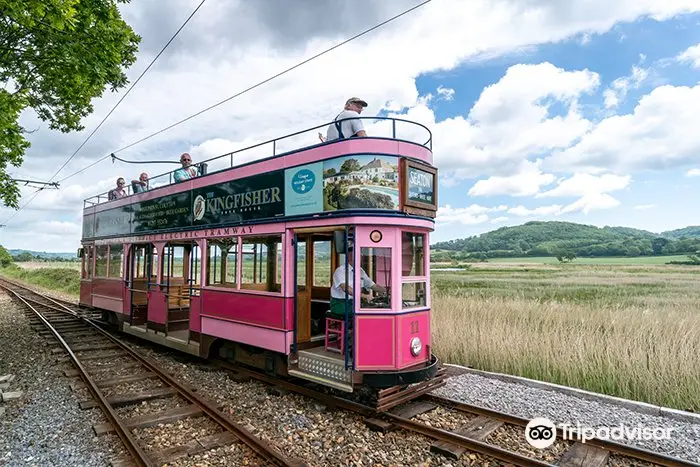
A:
[83, 116, 432, 207]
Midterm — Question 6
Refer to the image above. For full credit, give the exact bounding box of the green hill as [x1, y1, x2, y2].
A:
[431, 221, 700, 260]
[661, 226, 700, 240]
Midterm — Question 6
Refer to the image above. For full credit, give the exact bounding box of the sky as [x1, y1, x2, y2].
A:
[2, 0, 700, 251]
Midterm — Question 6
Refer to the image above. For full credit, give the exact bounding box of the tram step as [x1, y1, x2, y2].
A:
[289, 348, 353, 392]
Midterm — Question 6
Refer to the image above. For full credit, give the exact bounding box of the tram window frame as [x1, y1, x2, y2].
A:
[400, 230, 429, 310]
[95, 245, 109, 278]
[240, 235, 283, 294]
[206, 238, 238, 288]
[401, 232, 426, 277]
[109, 244, 124, 278]
[83, 246, 94, 279]
[358, 246, 392, 310]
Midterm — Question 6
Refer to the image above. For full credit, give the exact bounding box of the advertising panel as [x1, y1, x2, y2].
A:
[322, 155, 399, 211]
[192, 170, 285, 226]
[132, 191, 192, 233]
[284, 162, 323, 216]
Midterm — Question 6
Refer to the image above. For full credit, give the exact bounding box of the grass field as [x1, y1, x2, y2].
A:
[4, 259, 698, 412]
[431, 262, 700, 412]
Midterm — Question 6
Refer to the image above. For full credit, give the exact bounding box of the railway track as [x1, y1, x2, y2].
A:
[217, 362, 698, 466]
[2, 278, 697, 466]
[0, 278, 304, 467]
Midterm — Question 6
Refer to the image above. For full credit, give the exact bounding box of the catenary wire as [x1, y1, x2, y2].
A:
[56, 0, 433, 184]
[0, 0, 208, 226]
[2, 0, 432, 226]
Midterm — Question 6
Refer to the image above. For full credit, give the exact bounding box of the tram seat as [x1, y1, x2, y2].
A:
[325, 318, 345, 354]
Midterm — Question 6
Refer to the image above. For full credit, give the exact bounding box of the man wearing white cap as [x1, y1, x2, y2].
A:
[324, 97, 368, 142]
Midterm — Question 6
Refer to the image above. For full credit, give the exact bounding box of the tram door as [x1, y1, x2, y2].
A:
[295, 233, 336, 345]
[127, 244, 154, 326]
[161, 242, 193, 338]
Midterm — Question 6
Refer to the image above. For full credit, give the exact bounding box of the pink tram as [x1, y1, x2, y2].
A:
[78, 117, 439, 393]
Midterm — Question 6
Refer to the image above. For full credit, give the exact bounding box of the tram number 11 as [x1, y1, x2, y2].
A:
[410, 320, 419, 334]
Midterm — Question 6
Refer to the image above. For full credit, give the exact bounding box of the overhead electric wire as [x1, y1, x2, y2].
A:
[48, 0, 208, 183]
[1, 0, 208, 226]
[56, 0, 432, 184]
[3, 0, 432, 226]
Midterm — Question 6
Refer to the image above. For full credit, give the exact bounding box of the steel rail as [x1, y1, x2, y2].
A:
[0, 285, 152, 467]
[426, 394, 698, 467]
[215, 361, 553, 467]
[0, 279, 304, 467]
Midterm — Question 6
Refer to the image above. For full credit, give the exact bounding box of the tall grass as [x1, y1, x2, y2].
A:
[432, 265, 700, 412]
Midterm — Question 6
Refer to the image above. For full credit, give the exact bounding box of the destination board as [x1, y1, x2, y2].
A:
[407, 165, 435, 205]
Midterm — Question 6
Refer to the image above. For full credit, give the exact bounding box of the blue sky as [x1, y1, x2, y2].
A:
[416, 15, 700, 243]
[2, 1, 700, 252]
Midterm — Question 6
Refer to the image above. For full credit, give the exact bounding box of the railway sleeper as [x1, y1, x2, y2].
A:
[79, 387, 177, 409]
[92, 402, 223, 435]
[429, 415, 503, 459]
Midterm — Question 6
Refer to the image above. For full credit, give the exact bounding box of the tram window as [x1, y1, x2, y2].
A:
[402, 232, 425, 277]
[241, 235, 282, 293]
[190, 244, 201, 287]
[359, 247, 391, 309]
[296, 241, 306, 287]
[313, 240, 331, 287]
[83, 247, 93, 279]
[207, 239, 237, 287]
[109, 244, 124, 278]
[95, 245, 108, 277]
[133, 247, 147, 278]
[402, 282, 426, 309]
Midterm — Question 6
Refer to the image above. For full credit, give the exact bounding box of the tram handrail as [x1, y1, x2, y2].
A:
[83, 116, 432, 208]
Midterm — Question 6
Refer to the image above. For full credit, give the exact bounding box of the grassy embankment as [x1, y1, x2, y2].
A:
[432, 261, 700, 413]
[0, 262, 81, 296]
[4, 259, 699, 412]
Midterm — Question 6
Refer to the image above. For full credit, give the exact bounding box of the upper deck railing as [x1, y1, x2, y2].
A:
[83, 116, 432, 208]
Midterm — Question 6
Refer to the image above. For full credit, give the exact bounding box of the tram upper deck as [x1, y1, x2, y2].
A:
[81, 117, 437, 241]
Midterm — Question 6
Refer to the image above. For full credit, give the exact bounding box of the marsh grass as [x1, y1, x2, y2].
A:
[432, 264, 700, 412]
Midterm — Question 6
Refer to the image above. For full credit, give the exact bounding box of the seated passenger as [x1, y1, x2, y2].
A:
[131, 172, 149, 193]
[329, 246, 386, 319]
[325, 97, 368, 142]
[174, 153, 197, 182]
[108, 177, 127, 200]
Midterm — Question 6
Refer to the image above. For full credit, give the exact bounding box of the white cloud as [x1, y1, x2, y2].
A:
[603, 65, 649, 109]
[3, 0, 700, 250]
[634, 204, 657, 210]
[546, 83, 700, 173]
[686, 168, 700, 177]
[436, 204, 507, 225]
[490, 216, 509, 224]
[508, 204, 564, 217]
[536, 173, 631, 198]
[560, 192, 620, 214]
[468, 161, 556, 197]
[677, 43, 700, 68]
[436, 86, 455, 101]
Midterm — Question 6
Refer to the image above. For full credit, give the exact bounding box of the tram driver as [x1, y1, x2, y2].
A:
[330, 246, 387, 319]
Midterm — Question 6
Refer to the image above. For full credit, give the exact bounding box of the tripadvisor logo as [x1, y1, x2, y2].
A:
[525, 417, 675, 449]
[291, 169, 315, 194]
[525, 418, 557, 449]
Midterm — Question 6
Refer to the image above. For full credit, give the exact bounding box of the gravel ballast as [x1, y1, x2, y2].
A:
[0, 292, 124, 466]
[433, 370, 700, 464]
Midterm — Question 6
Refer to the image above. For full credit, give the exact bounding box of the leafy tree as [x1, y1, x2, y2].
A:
[339, 158, 361, 173]
[0, 244, 12, 267]
[651, 237, 669, 255]
[0, 1, 140, 207]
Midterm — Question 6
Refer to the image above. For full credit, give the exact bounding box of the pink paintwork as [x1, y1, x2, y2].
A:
[200, 289, 290, 330]
[189, 295, 202, 333]
[91, 278, 123, 298]
[90, 137, 432, 213]
[355, 315, 395, 369]
[396, 310, 431, 369]
[201, 316, 293, 353]
[147, 290, 167, 324]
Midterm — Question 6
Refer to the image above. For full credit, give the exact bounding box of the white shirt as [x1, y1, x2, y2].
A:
[326, 110, 365, 141]
[331, 264, 375, 299]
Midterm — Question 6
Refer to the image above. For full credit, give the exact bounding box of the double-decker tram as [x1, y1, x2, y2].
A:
[78, 116, 440, 405]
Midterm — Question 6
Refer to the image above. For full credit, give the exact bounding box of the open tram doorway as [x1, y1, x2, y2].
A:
[294, 230, 340, 347]
[161, 241, 200, 342]
[127, 243, 157, 327]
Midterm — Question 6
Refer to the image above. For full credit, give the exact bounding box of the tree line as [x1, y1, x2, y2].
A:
[431, 221, 700, 261]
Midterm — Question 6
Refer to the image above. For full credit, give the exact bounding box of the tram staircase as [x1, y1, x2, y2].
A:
[289, 346, 354, 392]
